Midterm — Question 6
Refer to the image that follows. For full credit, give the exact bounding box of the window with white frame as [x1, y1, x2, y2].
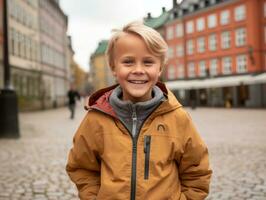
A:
[222, 57, 232, 74]
[175, 23, 184, 38]
[265, 26, 266, 43]
[188, 62, 195, 78]
[199, 61, 206, 77]
[176, 44, 184, 57]
[208, 34, 217, 51]
[167, 26, 174, 40]
[208, 14, 217, 28]
[221, 31, 231, 49]
[178, 64, 185, 78]
[264, 2, 266, 17]
[197, 37, 205, 53]
[186, 40, 194, 55]
[196, 17, 205, 32]
[9, 28, 14, 55]
[186, 20, 194, 34]
[236, 55, 247, 73]
[210, 59, 218, 76]
[167, 65, 176, 80]
[235, 28, 246, 47]
[235, 5, 246, 21]
[167, 47, 174, 59]
[220, 10, 230, 25]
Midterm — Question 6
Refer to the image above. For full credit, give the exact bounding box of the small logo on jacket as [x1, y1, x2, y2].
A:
[157, 123, 166, 132]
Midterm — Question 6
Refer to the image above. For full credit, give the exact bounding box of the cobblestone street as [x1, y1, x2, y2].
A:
[0, 104, 266, 200]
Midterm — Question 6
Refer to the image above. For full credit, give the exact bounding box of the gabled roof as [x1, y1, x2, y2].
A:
[93, 40, 109, 56]
[144, 10, 170, 29]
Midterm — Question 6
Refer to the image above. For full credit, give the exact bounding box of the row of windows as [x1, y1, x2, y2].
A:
[41, 44, 65, 69]
[167, 4, 246, 40]
[9, 28, 39, 61]
[13, 74, 40, 97]
[40, 18, 65, 45]
[167, 55, 248, 80]
[9, 0, 38, 30]
[168, 28, 246, 58]
[9, 27, 66, 69]
[39, 0, 66, 27]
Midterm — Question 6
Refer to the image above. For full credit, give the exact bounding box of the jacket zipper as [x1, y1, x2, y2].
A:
[144, 135, 151, 180]
[130, 105, 138, 200]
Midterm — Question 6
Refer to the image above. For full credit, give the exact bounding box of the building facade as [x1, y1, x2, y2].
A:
[90, 40, 115, 91]
[4, 0, 70, 110]
[39, 0, 69, 108]
[165, 0, 266, 107]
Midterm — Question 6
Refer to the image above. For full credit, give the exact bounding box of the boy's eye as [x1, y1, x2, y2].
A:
[122, 60, 134, 65]
[144, 60, 154, 66]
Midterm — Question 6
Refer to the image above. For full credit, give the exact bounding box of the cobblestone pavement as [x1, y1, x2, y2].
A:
[0, 104, 266, 200]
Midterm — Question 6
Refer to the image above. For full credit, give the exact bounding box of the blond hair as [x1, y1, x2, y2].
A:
[106, 21, 168, 70]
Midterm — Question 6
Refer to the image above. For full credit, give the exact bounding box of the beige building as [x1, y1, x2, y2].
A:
[8, 0, 41, 110]
[6, 0, 70, 110]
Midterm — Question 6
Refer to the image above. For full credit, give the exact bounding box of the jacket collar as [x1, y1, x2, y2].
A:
[85, 82, 182, 118]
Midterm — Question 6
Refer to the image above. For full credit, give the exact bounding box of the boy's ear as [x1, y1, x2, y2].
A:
[112, 69, 117, 77]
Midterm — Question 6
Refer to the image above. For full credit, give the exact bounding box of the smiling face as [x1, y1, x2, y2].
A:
[112, 33, 162, 103]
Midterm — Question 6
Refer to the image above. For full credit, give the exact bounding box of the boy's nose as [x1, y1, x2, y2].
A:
[133, 63, 144, 73]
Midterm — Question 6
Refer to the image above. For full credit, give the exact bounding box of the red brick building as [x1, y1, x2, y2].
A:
[164, 0, 266, 107]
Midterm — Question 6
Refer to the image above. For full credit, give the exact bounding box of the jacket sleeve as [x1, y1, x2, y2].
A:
[66, 113, 102, 200]
[177, 112, 212, 200]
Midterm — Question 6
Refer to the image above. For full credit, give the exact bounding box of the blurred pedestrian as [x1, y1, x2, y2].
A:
[67, 85, 80, 119]
[66, 21, 212, 200]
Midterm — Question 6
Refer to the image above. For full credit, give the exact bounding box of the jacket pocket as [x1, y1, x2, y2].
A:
[144, 135, 151, 180]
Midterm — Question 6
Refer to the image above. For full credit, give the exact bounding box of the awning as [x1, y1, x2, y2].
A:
[166, 74, 254, 90]
[244, 73, 266, 85]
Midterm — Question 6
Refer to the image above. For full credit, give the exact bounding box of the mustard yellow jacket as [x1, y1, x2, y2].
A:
[66, 83, 212, 200]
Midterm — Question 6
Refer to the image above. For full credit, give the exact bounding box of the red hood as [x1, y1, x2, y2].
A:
[85, 82, 168, 118]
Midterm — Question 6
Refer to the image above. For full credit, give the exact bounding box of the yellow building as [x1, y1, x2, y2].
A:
[90, 40, 115, 91]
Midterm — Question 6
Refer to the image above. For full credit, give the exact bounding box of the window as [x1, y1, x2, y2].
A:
[175, 23, 183, 38]
[176, 44, 184, 57]
[196, 17, 205, 32]
[167, 26, 174, 40]
[168, 65, 176, 80]
[197, 37, 205, 53]
[186, 20, 194, 34]
[208, 14, 217, 28]
[221, 31, 231, 49]
[236, 55, 247, 73]
[235, 28, 246, 47]
[264, 2, 266, 17]
[178, 64, 184, 78]
[188, 62, 195, 78]
[208, 34, 217, 51]
[222, 57, 232, 74]
[220, 10, 230, 25]
[265, 27, 266, 43]
[168, 47, 174, 58]
[210, 59, 218, 76]
[186, 40, 194, 55]
[199, 61, 206, 77]
[235, 5, 246, 21]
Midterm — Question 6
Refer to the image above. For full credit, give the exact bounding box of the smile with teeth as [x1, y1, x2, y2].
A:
[128, 80, 148, 84]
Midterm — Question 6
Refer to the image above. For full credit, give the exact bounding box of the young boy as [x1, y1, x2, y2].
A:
[66, 21, 212, 200]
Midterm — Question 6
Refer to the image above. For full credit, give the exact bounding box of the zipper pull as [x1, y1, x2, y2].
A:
[144, 135, 151, 153]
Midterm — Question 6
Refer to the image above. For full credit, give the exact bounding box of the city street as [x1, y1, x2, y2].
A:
[0, 104, 266, 200]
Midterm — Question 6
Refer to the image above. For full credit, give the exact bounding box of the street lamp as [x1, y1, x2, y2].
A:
[0, 0, 19, 138]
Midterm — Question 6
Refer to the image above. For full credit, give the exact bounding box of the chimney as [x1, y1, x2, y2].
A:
[162, 7, 166, 13]
[147, 12, 152, 19]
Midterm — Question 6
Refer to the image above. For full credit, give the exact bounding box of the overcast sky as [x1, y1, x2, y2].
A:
[60, 0, 179, 72]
